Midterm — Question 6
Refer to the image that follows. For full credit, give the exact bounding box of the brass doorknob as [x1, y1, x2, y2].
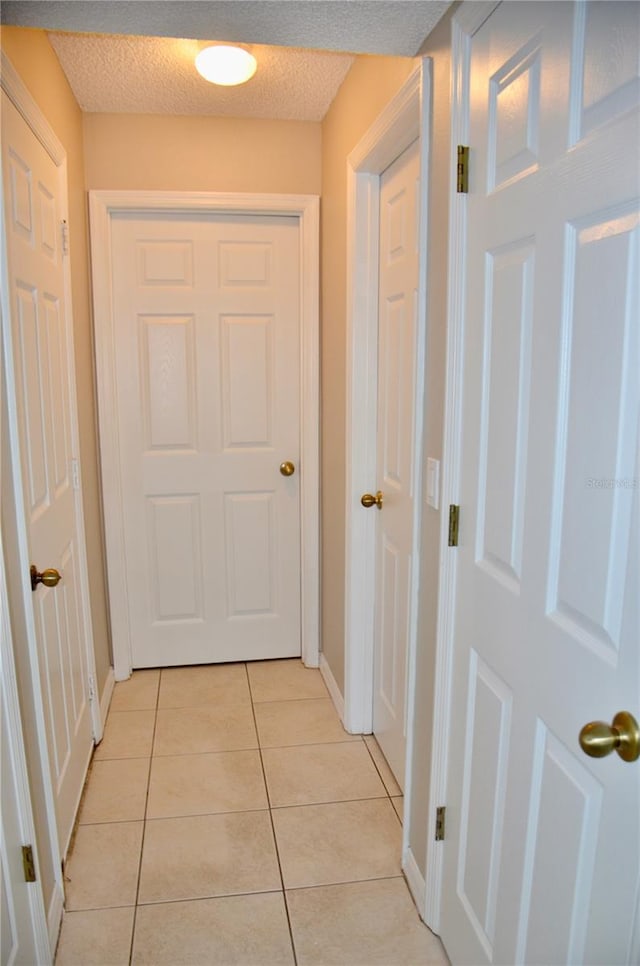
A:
[579, 711, 640, 763]
[361, 491, 383, 510]
[30, 565, 62, 592]
[280, 461, 295, 477]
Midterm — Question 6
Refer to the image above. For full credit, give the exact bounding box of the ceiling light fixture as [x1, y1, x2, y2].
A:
[195, 45, 257, 86]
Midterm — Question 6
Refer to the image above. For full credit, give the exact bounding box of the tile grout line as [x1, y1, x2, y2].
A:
[362, 736, 403, 801]
[245, 662, 299, 966]
[127, 668, 162, 966]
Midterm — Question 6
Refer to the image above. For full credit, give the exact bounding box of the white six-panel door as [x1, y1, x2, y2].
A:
[373, 140, 420, 790]
[441, 2, 639, 963]
[109, 212, 302, 667]
[1, 91, 96, 860]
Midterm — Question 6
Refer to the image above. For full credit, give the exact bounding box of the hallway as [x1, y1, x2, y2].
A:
[55, 659, 447, 965]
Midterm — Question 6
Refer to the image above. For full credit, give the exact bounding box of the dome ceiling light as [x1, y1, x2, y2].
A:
[195, 45, 257, 86]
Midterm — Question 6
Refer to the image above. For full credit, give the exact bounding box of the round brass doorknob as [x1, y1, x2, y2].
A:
[579, 711, 640, 763]
[280, 461, 295, 477]
[361, 491, 383, 510]
[30, 565, 62, 592]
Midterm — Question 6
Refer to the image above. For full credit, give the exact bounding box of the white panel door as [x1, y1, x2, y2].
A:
[110, 213, 301, 667]
[372, 140, 420, 790]
[1, 92, 96, 860]
[1, 543, 49, 966]
[441, 3, 639, 964]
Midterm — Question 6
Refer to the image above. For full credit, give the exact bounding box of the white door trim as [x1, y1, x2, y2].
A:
[89, 190, 320, 679]
[344, 59, 429, 731]
[422, 0, 501, 934]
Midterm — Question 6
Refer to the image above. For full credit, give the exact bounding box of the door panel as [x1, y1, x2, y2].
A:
[2, 92, 95, 859]
[441, 3, 639, 963]
[110, 213, 301, 667]
[373, 139, 420, 790]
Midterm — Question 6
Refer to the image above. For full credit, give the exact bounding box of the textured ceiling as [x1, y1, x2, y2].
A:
[47, 33, 354, 121]
[4, 1, 453, 122]
[2, 1, 452, 56]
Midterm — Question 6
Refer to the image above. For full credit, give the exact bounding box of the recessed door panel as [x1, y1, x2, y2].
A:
[137, 240, 194, 287]
[141, 315, 196, 451]
[224, 492, 276, 617]
[518, 724, 602, 965]
[458, 652, 512, 960]
[15, 283, 48, 516]
[221, 315, 274, 450]
[478, 240, 534, 590]
[8, 149, 32, 241]
[38, 181, 56, 259]
[44, 293, 70, 495]
[219, 241, 272, 287]
[574, 1, 640, 140]
[548, 207, 639, 656]
[490, 41, 541, 189]
[147, 495, 203, 622]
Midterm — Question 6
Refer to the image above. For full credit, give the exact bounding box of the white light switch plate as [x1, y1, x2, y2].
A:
[426, 457, 440, 510]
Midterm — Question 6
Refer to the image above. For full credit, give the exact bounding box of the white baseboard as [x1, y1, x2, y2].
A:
[319, 653, 345, 723]
[47, 881, 64, 959]
[97, 668, 115, 742]
[403, 846, 427, 921]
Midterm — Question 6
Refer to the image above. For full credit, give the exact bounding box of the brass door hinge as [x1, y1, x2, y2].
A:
[457, 146, 469, 193]
[448, 505, 460, 547]
[22, 845, 37, 882]
[435, 806, 446, 841]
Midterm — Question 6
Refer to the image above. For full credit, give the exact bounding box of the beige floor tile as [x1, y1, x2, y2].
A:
[272, 799, 402, 889]
[147, 750, 268, 818]
[263, 741, 387, 807]
[94, 710, 155, 761]
[109, 670, 160, 712]
[255, 698, 359, 749]
[158, 662, 250, 708]
[391, 795, 404, 824]
[248, 659, 328, 702]
[132, 893, 295, 965]
[364, 734, 403, 796]
[138, 811, 281, 903]
[78, 758, 149, 824]
[153, 704, 257, 756]
[55, 906, 135, 965]
[64, 822, 143, 910]
[286, 878, 449, 965]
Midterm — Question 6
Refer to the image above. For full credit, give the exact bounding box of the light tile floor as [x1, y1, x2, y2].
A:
[56, 660, 448, 966]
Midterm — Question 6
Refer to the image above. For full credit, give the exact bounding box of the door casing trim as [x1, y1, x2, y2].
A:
[343, 57, 431, 894]
[89, 190, 320, 678]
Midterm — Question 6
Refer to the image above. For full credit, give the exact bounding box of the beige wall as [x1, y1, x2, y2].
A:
[84, 113, 321, 193]
[320, 54, 417, 692]
[1, 26, 112, 697]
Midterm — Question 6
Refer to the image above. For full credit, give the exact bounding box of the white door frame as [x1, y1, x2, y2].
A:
[343, 58, 431, 868]
[89, 190, 320, 680]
